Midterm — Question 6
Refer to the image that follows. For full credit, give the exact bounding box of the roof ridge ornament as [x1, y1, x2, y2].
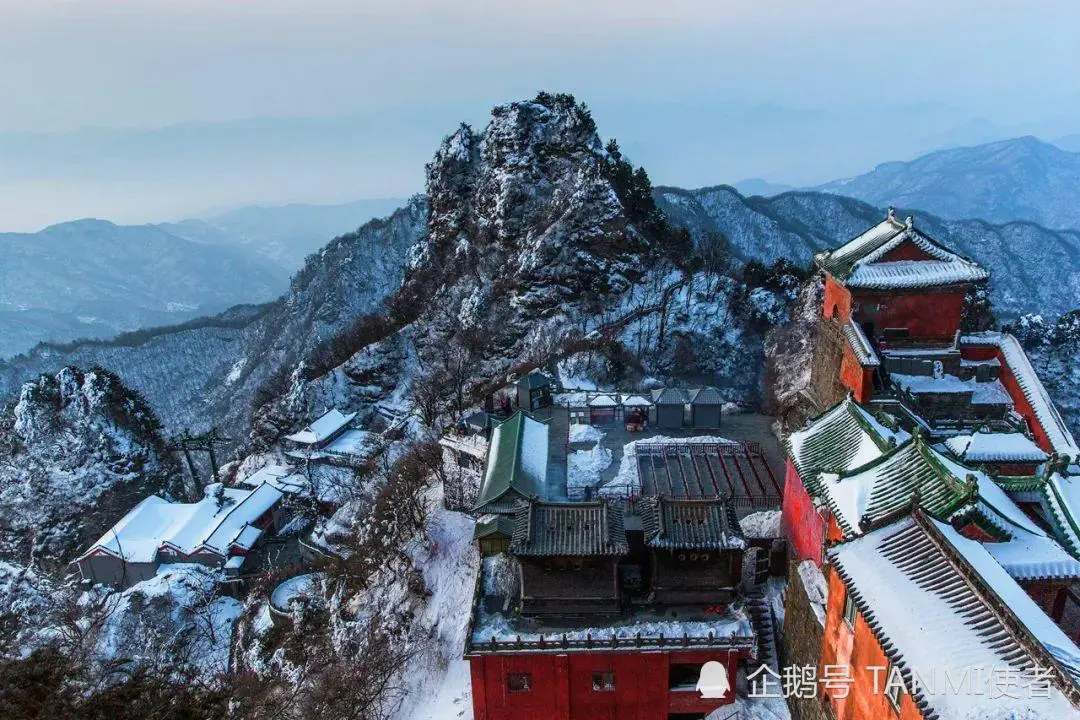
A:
[905, 215, 914, 229]
[887, 206, 896, 222]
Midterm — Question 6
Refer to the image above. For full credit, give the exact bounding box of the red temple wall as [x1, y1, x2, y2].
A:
[468, 649, 741, 720]
[851, 289, 967, 342]
[961, 344, 1054, 454]
[823, 276, 853, 322]
[782, 460, 825, 566]
[879, 242, 936, 263]
[839, 344, 873, 404]
[821, 569, 923, 720]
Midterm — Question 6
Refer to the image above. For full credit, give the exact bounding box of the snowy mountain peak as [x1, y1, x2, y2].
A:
[409, 93, 652, 321]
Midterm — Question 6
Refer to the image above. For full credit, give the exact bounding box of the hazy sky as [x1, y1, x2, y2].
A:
[1, 0, 1079, 229]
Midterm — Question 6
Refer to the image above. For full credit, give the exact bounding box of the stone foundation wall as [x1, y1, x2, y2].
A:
[780, 561, 833, 720]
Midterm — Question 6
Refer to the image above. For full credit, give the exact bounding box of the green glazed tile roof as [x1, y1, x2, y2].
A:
[473, 410, 550, 513]
[785, 396, 908, 494]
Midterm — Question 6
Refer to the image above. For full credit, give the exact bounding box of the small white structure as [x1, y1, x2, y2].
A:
[284, 408, 358, 449]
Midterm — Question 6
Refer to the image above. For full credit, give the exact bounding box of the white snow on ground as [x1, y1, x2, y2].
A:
[90, 564, 242, 677]
[269, 573, 320, 612]
[567, 443, 613, 496]
[568, 423, 605, 443]
[796, 560, 828, 628]
[740, 509, 781, 538]
[556, 362, 597, 391]
[400, 500, 480, 720]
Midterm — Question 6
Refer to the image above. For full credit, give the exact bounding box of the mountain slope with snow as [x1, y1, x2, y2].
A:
[656, 185, 1080, 319]
[0, 201, 425, 439]
[0, 219, 289, 359]
[163, 197, 407, 272]
[814, 136, 1080, 231]
[0, 366, 178, 568]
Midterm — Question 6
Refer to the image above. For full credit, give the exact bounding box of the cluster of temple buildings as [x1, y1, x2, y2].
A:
[460, 209, 1080, 719]
[462, 401, 778, 718]
[782, 209, 1080, 719]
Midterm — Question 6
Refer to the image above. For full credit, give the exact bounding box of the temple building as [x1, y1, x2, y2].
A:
[783, 212, 1080, 720]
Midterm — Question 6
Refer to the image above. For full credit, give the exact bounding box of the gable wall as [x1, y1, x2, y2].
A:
[782, 460, 826, 566]
[879, 242, 936, 263]
[851, 288, 966, 342]
[821, 569, 923, 720]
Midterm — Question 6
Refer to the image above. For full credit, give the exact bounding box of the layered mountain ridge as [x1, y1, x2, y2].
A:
[814, 136, 1080, 231]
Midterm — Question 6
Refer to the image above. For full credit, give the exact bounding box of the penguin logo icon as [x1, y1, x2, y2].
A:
[696, 661, 730, 698]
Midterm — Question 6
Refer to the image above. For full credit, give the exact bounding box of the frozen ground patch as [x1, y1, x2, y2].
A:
[567, 443, 613, 497]
[400, 499, 480, 720]
[740, 509, 781, 538]
[568, 423, 605, 443]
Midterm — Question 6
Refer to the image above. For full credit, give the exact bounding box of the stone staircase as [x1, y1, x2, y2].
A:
[745, 589, 779, 674]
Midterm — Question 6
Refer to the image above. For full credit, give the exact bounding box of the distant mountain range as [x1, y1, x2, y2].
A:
[164, 197, 406, 270]
[1057, 134, 1080, 153]
[731, 178, 794, 197]
[0, 200, 405, 359]
[0, 219, 287, 359]
[655, 185, 1080, 319]
[814, 136, 1080, 231]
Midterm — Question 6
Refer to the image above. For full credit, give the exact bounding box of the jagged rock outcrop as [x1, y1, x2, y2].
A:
[0, 367, 177, 567]
[405, 96, 653, 355]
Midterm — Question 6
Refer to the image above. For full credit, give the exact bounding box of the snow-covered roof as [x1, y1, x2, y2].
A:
[961, 332, 1080, 459]
[819, 436, 1080, 582]
[620, 394, 653, 407]
[891, 372, 1012, 405]
[239, 464, 307, 492]
[587, 393, 619, 407]
[785, 396, 908, 494]
[944, 431, 1048, 464]
[842, 320, 879, 367]
[80, 481, 288, 565]
[283, 408, 357, 445]
[816, 211, 989, 290]
[80, 495, 189, 564]
[651, 387, 687, 405]
[829, 515, 1080, 719]
[932, 519, 1080, 684]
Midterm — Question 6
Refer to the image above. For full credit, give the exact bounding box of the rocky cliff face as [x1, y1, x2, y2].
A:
[405, 96, 653, 358]
[0, 367, 177, 567]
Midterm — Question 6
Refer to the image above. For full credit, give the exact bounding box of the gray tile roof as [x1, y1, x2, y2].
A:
[516, 371, 552, 389]
[640, 498, 746, 550]
[689, 387, 723, 405]
[842, 320, 880, 367]
[652, 387, 688, 405]
[509, 500, 629, 557]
